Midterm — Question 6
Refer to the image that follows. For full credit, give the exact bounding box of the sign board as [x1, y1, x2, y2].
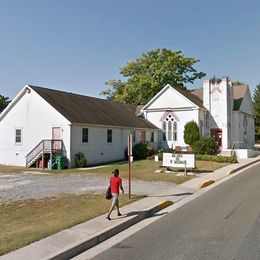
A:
[128, 134, 132, 156]
[162, 153, 195, 168]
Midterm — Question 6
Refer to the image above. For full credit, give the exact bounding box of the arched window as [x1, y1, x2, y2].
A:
[162, 116, 177, 142]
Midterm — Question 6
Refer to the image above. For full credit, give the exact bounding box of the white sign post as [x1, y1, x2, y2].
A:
[154, 155, 159, 171]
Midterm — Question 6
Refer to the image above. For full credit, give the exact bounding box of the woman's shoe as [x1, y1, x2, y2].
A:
[117, 213, 122, 216]
[106, 216, 111, 220]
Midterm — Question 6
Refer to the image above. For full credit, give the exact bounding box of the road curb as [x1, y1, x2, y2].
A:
[198, 180, 215, 189]
[44, 200, 173, 260]
[227, 159, 260, 175]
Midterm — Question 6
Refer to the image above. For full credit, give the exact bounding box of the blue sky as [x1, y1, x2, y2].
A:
[1, 0, 259, 99]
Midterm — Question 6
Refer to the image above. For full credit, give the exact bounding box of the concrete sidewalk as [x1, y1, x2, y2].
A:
[2, 157, 260, 260]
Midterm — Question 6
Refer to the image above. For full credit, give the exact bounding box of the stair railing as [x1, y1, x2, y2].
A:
[26, 139, 63, 167]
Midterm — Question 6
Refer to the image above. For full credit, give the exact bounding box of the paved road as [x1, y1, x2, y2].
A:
[92, 163, 260, 260]
[0, 172, 176, 203]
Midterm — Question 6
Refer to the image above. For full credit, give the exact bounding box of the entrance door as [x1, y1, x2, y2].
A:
[210, 128, 222, 151]
[141, 131, 146, 144]
[52, 127, 61, 150]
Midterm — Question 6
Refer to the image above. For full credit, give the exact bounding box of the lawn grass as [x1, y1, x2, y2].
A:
[0, 165, 31, 173]
[0, 194, 142, 256]
[0, 159, 230, 185]
[61, 159, 230, 184]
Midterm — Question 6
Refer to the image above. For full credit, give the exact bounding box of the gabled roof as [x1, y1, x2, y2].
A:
[141, 84, 205, 111]
[171, 86, 204, 108]
[29, 85, 158, 129]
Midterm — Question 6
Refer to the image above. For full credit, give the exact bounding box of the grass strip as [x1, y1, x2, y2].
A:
[0, 194, 143, 256]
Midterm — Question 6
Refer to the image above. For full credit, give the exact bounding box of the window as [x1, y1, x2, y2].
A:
[107, 129, 112, 143]
[15, 128, 22, 144]
[131, 131, 136, 142]
[168, 121, 172, 141]
[162, 116, 177, 142]
[244, 132, 247, 142]
[162, 121, 166, 141]
[150, 132, 154, 142]
[243, 115, 248, 142]
[173, 122, 177, 141]
[82, 128, 88, 143]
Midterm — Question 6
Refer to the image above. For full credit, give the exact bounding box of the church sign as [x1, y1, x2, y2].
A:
[162, 153, 195, 168]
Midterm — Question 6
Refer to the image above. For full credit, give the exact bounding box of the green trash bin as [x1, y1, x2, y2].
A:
[56, 155, 66, 170]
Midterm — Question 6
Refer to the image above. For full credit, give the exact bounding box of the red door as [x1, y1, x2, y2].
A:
[210, 129, 222, 151]
[52, 127, 61, 150]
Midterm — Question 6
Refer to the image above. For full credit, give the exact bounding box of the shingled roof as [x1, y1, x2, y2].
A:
[172, 86, 204, 108]
[29, 85, 158, 129]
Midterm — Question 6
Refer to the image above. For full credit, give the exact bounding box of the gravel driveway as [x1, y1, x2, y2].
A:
[0, 172, 176, 203]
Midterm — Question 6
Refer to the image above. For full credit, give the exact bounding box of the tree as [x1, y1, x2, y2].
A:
[0, 95, 11, 112]
[184, 121, 200, 147]
[101, 48, 206, 105]
[253, 84, 260, 137]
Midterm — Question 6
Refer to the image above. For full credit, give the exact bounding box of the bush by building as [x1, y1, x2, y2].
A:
[184, 121, 200, 147]
[132, 143, 150, 160]
[193, 137, 217, 155]
[74, 152, 87, 168]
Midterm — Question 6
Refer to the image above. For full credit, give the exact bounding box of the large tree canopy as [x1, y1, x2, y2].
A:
[0, 95, 11, 112]
[101, 48, 206, 105]
[253, 84, 260, 135]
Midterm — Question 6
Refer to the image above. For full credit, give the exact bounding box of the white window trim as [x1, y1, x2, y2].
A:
[107, 129, 112, 143]
[162, 116, 177, 142]
[82, 128, 89, 143]
[15, 127, 23, 145]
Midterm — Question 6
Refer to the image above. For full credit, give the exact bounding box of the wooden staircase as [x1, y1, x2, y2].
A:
[26, 139, 64, 168]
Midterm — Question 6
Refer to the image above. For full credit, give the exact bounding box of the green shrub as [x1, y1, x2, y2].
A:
[184, 121, 200, 146]
[74, 152, 87, 167]
[193, 137, 216, 155]
[156, 148, 175, 161]
[196, 154, 237, 163]
[132, 143, 149, 160]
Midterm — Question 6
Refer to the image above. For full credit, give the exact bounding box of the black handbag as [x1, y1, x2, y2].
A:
[106, 185, 112, 200]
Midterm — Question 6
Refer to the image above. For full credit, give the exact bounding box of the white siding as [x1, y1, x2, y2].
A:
[144, 109, 200, 148]
[203, 78, 233, 149]
[147, 86, 197, 109]
[0, 87, 71, 166]
[70, 125, 159, 166]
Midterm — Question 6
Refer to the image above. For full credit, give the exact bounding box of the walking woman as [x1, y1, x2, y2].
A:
[106, 169, 124, 220]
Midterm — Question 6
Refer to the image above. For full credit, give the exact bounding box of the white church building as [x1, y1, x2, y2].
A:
[0, 77, 256, 167]
[141, 78, 255, 153]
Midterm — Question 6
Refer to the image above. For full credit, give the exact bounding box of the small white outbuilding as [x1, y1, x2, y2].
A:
[0, 85, 159, 167]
